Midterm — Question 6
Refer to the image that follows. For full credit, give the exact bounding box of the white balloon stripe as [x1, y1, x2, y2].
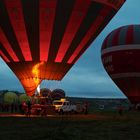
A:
[111, 72, 140, 79]
[102, 44, 140, 55]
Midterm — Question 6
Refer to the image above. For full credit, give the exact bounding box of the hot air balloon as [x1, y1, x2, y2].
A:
[0, 0, 125, 96]
[40, 88, 51, 97]
[101, 24, 140, 104]
[51, 89, 65, 100]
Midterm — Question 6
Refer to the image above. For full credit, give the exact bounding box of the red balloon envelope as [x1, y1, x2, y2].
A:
[101, 25, 140, 104]
[0, 0, 125, 96]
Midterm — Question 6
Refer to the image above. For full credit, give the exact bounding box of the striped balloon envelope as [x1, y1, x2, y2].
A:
[0, 0, 125, 96]
[101, 25, 140, 104]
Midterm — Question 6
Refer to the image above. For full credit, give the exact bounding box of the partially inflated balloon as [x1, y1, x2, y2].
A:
[101, 25, 140, 104]
[51, 89, 65, 100]
[40, 88, 51, 97]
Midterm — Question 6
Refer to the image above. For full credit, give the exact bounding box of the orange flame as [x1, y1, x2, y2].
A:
[32, 62, 44, 85]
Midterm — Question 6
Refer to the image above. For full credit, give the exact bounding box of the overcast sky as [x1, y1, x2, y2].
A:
[0, 0, 140, 98]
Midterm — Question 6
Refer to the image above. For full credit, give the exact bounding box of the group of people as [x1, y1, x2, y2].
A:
[21, 99, 48, 117]
[0, 100, 34, 116]
[0, 97, 90, 116]
[0, 103, 21, 113]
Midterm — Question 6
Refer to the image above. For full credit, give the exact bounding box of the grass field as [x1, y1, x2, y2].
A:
[0, 111, 140, 140]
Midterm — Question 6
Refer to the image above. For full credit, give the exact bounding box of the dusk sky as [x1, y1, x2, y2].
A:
[0, 0, 140, 98]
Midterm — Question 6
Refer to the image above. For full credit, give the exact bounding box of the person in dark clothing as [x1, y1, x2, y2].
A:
[22, 101, 27, 115]
[11, 103, 14, 113]
[0, 103, 2, 112]
[19, 103, 23, 114]
[14, 104, 18, 112]
[117, 105, 123, 116]
[83, 101, 89, 115]
[27, 100, 32, 117]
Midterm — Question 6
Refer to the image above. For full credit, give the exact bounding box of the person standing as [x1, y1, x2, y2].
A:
[83, 101, 89, 115]
[117, 105, 123, 116]
[27, 100, 32, 117]
[11, 103, 14, 113]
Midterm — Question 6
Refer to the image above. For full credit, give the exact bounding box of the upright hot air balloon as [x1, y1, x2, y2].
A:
[101, 25, 140, 104]
[0, 0, 125, 96]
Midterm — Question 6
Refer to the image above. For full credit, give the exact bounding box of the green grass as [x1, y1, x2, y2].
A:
[0, 111, 140, 140]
